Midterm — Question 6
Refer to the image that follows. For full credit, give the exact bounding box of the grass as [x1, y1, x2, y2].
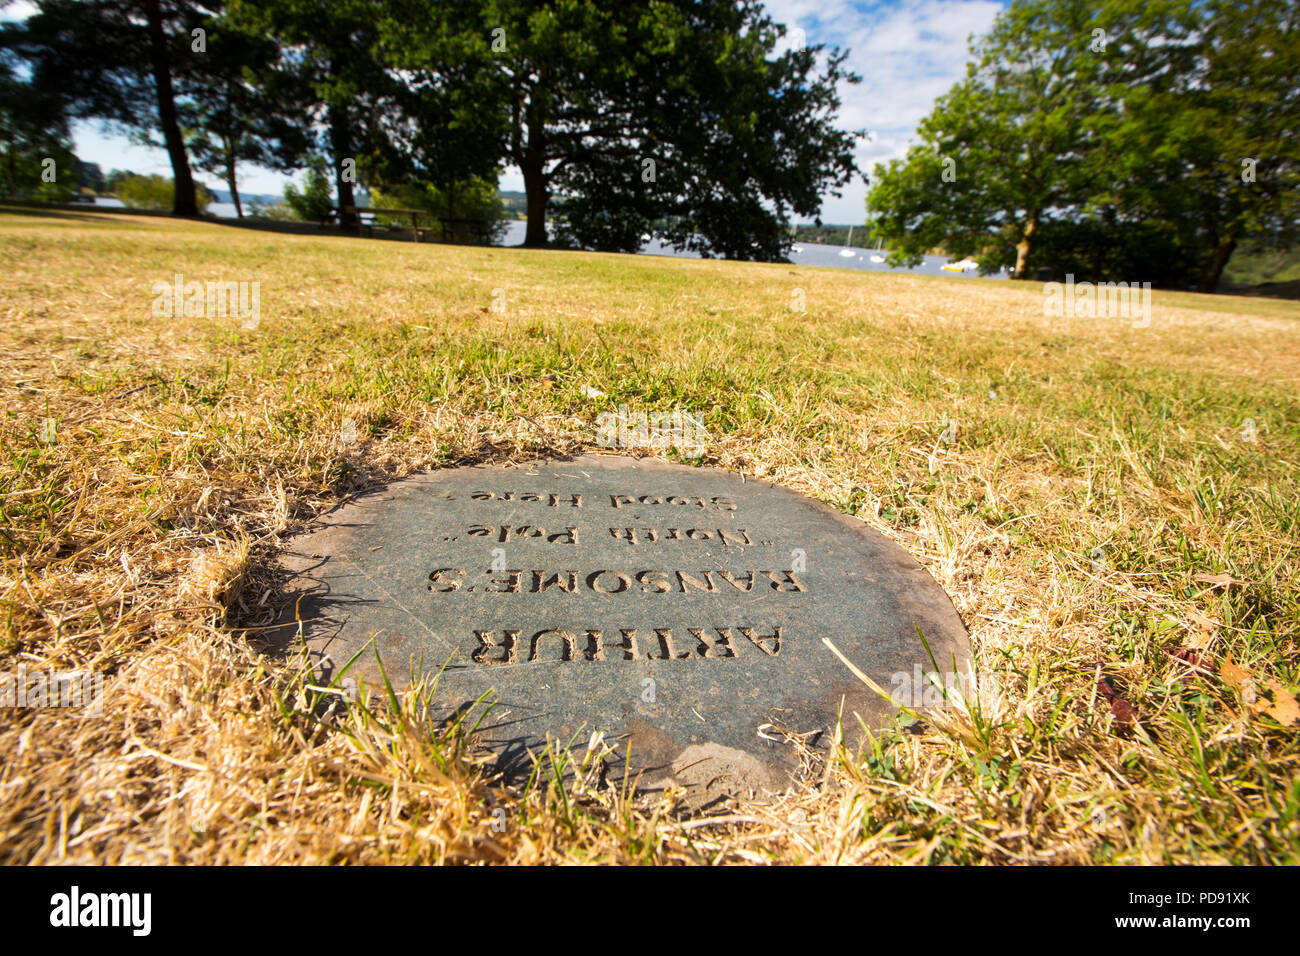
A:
[1, 204, 1297, 864]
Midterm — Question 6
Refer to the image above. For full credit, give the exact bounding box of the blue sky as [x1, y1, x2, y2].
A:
[7, 0, 1006, 223]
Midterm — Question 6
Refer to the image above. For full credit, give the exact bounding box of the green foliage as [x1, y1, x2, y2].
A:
[385, 0, 861, 258]
[283, 157, 334, 222]
[792, 225, 879, 249]
[180, 8, 313, 218]
[246, 198, 300, 221]
[369, 176, 505, 244]
[1222, 242, 1300, 290]
[72, 159, 104, 194]
[4, 0, 210, 215]
[0, 57, 76, 201]
[866, 0, 1300, 291]
[114, 173, 212, 213]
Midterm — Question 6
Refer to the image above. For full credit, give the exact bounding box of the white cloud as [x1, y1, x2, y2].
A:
[761, 0, 1004, 222]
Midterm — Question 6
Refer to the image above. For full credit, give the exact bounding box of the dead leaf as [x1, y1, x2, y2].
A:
[1170, 647, 1209, 674]
[538, 374, 557, 389]
[1219, 656, 1300, 727]
[1097, 678, 1138, 731]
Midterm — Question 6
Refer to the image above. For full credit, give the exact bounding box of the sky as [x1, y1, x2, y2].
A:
[10, 0, 1006, 224]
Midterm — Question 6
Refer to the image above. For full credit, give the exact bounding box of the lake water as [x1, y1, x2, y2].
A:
[93, 198, 1003, 280]
[494, 220, 1005, 280]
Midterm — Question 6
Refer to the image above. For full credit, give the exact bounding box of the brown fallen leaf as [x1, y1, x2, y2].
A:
[1181, 609, 1218, 650]
[538, 374, 557, 389]
[1269, 690, 1300, 727]
[1219, 656, 1300, 727]
[1097, 677, 1138, 731]
[1170, 646, 1209, 674]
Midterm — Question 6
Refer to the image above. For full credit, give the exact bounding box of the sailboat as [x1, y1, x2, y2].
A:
[870, 237, 885, 263]
[839, 225, 856, 258]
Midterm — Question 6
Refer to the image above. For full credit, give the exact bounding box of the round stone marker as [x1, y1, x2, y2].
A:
[275, 455, 969, 804]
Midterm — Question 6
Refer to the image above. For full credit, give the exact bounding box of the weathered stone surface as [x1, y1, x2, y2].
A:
[274, 455, 969, 803]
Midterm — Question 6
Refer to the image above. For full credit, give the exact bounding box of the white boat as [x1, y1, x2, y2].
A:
[839, 225, 857, 258]
[870, 255, 885, 263]
[941, 257, 979, 273]
[791, 245, 804, 254]
[869, 238, 885, 262]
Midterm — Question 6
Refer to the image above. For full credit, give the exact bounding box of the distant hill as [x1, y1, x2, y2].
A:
[792, 224, 878, 248]
[210, 189, 284, 206]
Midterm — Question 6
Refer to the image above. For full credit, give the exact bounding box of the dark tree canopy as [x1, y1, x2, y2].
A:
[5, 0, 864, 259]
[386, 0, 862, 258]
[3, 0, 219, 216]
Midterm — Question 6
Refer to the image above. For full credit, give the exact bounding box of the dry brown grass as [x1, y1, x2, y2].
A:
[1, 206, 1297, 864]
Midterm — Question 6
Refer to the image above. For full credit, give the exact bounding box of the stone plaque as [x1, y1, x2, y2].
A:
[275, 455, 969, 803]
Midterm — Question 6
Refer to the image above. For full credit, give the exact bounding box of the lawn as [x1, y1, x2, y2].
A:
[2, 205, 1297, 864]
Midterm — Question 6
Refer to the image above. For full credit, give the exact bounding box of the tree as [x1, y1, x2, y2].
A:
[180, 10, 312, 218]
[867, 0, 1113, 278]
[283, 155, 333, 221]
[2, 0, 217, 217]
[389, 0, 861, 257]
[246, 0, 407, 229]
[72, 159, 106, 194]
[114, 170, 212, 212]
[1102, 0, 1300, 291]
[0, 54, 76, 201]
[554, 4, 862, 260]
[866, 0, 1300, 291]
[369, 175, 506, 243]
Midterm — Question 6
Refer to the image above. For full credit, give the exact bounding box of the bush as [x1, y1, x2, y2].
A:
[0, 146, 76, 202]
[113, 173, 211, 213]
[284, 157, 334, 222]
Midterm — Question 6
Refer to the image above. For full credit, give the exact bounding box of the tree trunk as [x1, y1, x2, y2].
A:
[520, 90, 549, 247]
[145, 0, 197, 217]
[226, 165, 242, 219]
[522, 156, 549, 247]
[224, 136, 242, 219]
[1199, 233, 1238, 294]
[329, 104, 356, 229]
[1013, 216, 1037, 279]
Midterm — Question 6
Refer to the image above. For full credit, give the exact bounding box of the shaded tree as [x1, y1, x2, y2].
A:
[244, 0, 406, 229]
[180, 12, 312, 218]
[0, 54, 76, 200]
[390, 0, 861, 258]
[2, 0, 218, 216]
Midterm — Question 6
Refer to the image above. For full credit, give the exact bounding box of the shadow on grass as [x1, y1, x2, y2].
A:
[0, 201, 511, 249]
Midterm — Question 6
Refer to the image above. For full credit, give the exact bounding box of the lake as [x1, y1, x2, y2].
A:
[494, 220, 1006, 280]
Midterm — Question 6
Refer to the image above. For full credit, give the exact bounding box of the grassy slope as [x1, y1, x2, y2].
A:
[1, 206, 1297, 864]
